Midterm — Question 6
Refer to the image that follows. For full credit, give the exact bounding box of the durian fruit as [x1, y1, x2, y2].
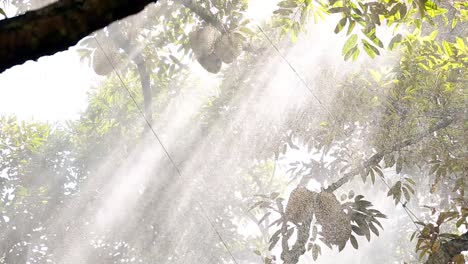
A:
[214, 32, 243, 64]
[92, 46, 123, 76]
[285, 187, 316, 225]
[314, 191, 351, 247]
[93, 49, 112, 76]
[189, 24, 221, 59]
[197, 54, 222, 74]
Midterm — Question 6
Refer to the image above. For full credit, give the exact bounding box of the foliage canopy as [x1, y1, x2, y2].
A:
[0, 0, 467, 263]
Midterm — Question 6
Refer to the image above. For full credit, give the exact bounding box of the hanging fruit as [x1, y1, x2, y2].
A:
[285, 187, 316, 225]
[314, 191, 352, 247]
[214, 32, 243, 64]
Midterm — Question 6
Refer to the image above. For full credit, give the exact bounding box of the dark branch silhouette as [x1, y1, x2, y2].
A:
[0, 0, 158, 73]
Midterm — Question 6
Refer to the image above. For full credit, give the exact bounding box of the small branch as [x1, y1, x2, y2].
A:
[0, 0, 158, 72]
[179, 0, 264, 54]
[106, 24, 153, 122]
[134, 55, 153, 123]
[178, 0, 225, 31]
[326, 116, 458, 192]
[280, 222, 310, 264]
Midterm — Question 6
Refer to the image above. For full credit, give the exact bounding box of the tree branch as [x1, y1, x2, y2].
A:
[326, 116, 459, 192]
[0, 0, 157, 72]
[280, 221, 310, 264]
[178, 0, 225, 31]
[106, 23, 153, 122]
[179, 0, 263, 53]
[134, 54, 153, 123]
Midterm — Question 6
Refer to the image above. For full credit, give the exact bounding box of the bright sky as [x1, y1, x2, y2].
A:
[0, 50, 97, 121]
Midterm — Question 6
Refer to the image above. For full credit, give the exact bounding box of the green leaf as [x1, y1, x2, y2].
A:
[428, 29, 439, 41]
[369, 169, 376, 184]
[362, 39, 379, 58]
[360, 171, 367, 183]
[249, 200, 265, 211]
[329, 7, 347, 13]
[442, 41, 453, 56]
[374, 166, 384, 178]
[311, 226, 318, 241]
[402, 187, 411, 202]
[405, 178, 416, 185]
[351, 48, 360, 61]
[425, 2, 447, 17]
[456, 37, 465, 51]
[269, 234, 280, 250]
[451, 17, 458, 29]
[277, 0, 298, 8]
[258, 212, 271, 224]
[396, 156, 403, 174]
[398, 3, 407, 19]
[270, 192, 280, 199]
[239, 26, 256, 36]
[352, 225, 365, 236]
[350, 235, 358, 249]
[366, 34, 384, 48]
[344, 46, 357, 61]
[388, 34, 403, 50]
[347, 20, 356, 36]
[342, 34, 358, 56]
[334, 18, 347, 34]
[0, 8, 6, 18]
[456, 217, 465, 228]
[393, 181, 402, 205]
[355, 195, 364, 202]
[369, 222, 379, 236]
[273, 8, 294, 16]
[338, 240, 346, 251]
[312, 244, 320, 260]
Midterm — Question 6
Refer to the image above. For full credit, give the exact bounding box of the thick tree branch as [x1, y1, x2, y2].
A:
[0, 0, 157, 72]
[326, 116, 459, 192]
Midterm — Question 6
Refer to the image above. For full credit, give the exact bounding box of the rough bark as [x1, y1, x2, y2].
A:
[0, 0, 158, 72]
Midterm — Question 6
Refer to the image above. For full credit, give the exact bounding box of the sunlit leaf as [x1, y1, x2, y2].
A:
[342, 34, 358, 56]
[334, 18, 347, 34]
